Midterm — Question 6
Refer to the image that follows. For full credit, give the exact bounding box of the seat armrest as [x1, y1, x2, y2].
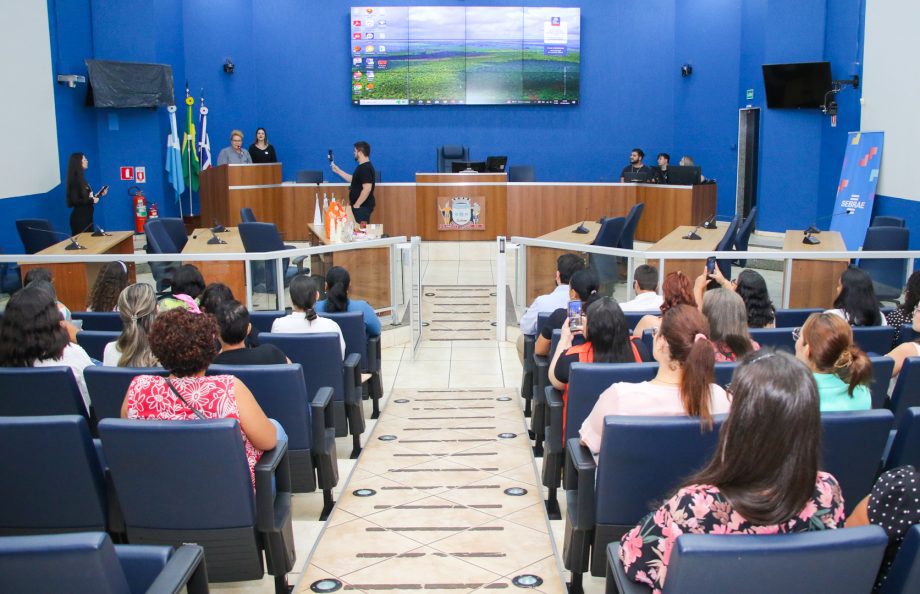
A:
[522, 334, 535, 372]
[608, 544, 650, 594]
[343, 353, 362, 405]
[545, 387, 564, 454]
[366, 335, 381, 372]
[255, 437, 291, 532]
[143, 544, 209, 594]
[311, 387, 334, 454]
[566, 437, 597, 530]
[533, 355, 549, 403]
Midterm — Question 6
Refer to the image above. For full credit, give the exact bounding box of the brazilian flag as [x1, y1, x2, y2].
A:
[181, 88, 200, 192]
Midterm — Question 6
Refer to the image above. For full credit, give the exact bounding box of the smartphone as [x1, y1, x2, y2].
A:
[706, 256, 716, 275]
[327, 149, 334, 163]
[99, 185, 109, 196]
[567, 300, 583, 332]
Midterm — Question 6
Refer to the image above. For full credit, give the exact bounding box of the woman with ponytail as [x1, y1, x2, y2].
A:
[104, 284, 159, 367]
[271, 274, 345, 357]
[580, 304, 730, 455]
[795, 312, 872, 411]
[314, 266, 381, 338]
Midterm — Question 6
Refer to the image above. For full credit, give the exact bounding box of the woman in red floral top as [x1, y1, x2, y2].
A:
[121, 308, 277, 485]
[619, 349, 846, 593]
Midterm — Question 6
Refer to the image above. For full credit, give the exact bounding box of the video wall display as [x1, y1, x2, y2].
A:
[350, 6, 581, 106]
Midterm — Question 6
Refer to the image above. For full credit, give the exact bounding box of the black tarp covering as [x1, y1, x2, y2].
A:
[85, 59, 174, 108]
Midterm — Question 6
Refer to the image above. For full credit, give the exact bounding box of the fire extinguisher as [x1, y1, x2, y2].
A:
[129, 186, 147, 234]
[148, 203, 159, 219]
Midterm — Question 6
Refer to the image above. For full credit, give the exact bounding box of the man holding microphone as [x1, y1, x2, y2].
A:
[330, 140, 376, 224]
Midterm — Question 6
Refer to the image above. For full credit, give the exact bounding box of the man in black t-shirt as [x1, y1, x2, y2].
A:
[213, 301, 289, 366]
[331, 140, 376, 223]
[620, 148, 656, 183]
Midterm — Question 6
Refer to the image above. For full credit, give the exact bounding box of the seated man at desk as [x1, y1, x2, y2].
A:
[620, 148, 656, 183]
[217, 129, 253, 165]
[656, 152, 671, 184]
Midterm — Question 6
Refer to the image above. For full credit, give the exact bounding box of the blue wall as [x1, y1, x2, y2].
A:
[1, 0, 886, 252]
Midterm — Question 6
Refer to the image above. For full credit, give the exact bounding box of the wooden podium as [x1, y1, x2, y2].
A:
[415, 173, 507, 241]
[783, 230, 849, 309]
[199, 163, 282, 230]
[19, 231, 136, 312]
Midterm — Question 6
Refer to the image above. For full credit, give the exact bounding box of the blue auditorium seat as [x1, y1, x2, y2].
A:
[565, 415, 725, 585]
[607, 526, 888, 594]
[713, 361, 738, 388]
[0, 532, 208, 594]
[83, 366, 168, 423]
[853, 325, 897, 355]
[76, 330, 120, 362]
[881, 525, 920, 594]
[749, 326, 796, 352]
[869, 355, 895, 409]
[624, 310, 658, 332]
[99, 418, 295, 593]
[72, 311, 123, 332]
[884, 407, 920, 472]
[321, 310, 384, 418]
[774, 308, 824, 328]
[529, 311, 554, 455]
[889, 358, 920, 426]
[821, 409, 894, 514]
[208, 364, 339, 511]
[259, 332, 365, 458]
[521, 311, 552, 420]
[0, 367, 88, 421]
[249, 310, 285, 332]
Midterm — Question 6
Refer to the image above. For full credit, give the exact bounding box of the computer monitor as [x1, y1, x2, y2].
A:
[451, 160, 487, 173]
[485, 156, 508, 173]
[622, 170, 652, 183]
[667, 166, 702, 185]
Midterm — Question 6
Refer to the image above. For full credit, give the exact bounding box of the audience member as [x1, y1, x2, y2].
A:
[618, 264, 664, 312]
[632, 271, 696, 339]
[699, 266, 775, 328]
[518, 254, 585, 353]
[272, 274, 346, 357]
[121, 308, 278, 485]
[534, 269, 600, 357]
[0, 283, 94, 409]
[87, 261, 128, 312]
[22, 271, 78, 341]
[794, 312, 872, 411]
[213, 301, 289, 365]
[314, 266, 382, 339]
[248, 127, 277, 164]
[826, 266, 887, 326]
[886, 302, 920, 377]
[846, 465, 920, 592]
[884, 270, 920, 344]
[199, 282, 260, 347]
[159, 264, 206, 311]
[580, 304, 729, 455]
[104, 283, 158, 367]
[618, 349, 845, 592]
[702, 288, 759, 362]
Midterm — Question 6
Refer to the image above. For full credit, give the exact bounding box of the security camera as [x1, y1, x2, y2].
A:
[681, 64, 693, 78]
[823, 100, 838, 117]
[56, 74, 86, 88]
[223, 59, 235, 74]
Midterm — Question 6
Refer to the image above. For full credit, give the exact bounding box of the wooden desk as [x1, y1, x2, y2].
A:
[307, 224, 391, 311]
[783, 230, 848, 309]
[526, 222, 601, 302]
[415, 173, 508, 241]
[647, 225, 725, 278]
[182, 228, 247, 300]
[20, 231, 136, 312]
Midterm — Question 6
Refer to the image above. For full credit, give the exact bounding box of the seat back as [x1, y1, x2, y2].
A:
[595, 415, 724, 526]
[892, 358, 920, 426]
[564, 363, 659, 444]
[436, 144, 470, 172]
[821, 409, 894, 513]
[872, 215, 906, 228]
[143, 219, 180, 254]
[852, 325, 897, 355]
[0, 367, 87, 419]
[749, 327, 796, 352]
[774, 308, 824, 328]
[76, 331, 120, 361]
[83, 367, 168, 422]
[508, 165, 535, 182]
[0, 415, 107, 535]
[713, 362, 738, 388]
[296, 170, 323, 184]
[591, 216, 626, 248]
[320, 311, 366, 369]
[624, 311, 659, 331]
[72, 311, 123, 332]
[259, 333, 345, 404]
[859, 226, 910, 300]
[881, 524, 920, 594]
[664, 526, 888, 594]
[714, 216, 740, 279]
[885, 407, 920, 472]
[0, 532, 133, 594]
[869, 355, 895, 409]
[158, 217, 188, 251]
[15, 219, 57, 254]
[617, 203, 645, 250]
[249, 310, 285, 332]
[733, 206, 758, 266]
[238, 222, 285, 253]
[240, 207, 257, 223]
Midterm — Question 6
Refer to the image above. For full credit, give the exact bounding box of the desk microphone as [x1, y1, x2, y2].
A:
[26, 225, 89, 250]
[803, 208, 855, 245]
[207, 228, 227, 245]
[702, 213, 718, 229]
[573, 208, 590, 234]
[211, 219, 227, 233]
[91, 225, 111, 237]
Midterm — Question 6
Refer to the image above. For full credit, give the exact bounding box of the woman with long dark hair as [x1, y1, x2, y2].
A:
[248, 127, 277, 164]
[271, 274, 345, 357]
[87, 261, 128, 312]
[632, 271, 696, 338]
[827, 266, 886, 326]
[617, 350, 845, 592]
[695, 266, 776, 328]
[885, 269, 920, 344]
[158, 264, 206, 311]
[314, 266, 381, 337]
[65, 152, 107, 235]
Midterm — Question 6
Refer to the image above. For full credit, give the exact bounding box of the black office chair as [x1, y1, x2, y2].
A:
[240, 207, 257, 223]
[296, 170, 323, 184]
[859, 226, 910, 304]
[733, 206, 758, 267]
[144, 219, 180, 292]
[436, 144, 470, 172]
[714, 216, 741, 279]
[16, 219, 58, 254]
[872, 215, 906, 228]
[237, 222, 303, 298]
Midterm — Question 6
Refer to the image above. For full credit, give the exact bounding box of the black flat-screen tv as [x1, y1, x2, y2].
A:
[667, 166, 701, 185]
[486, 156, 508, 173]
[351, 6, 580, 106]
[762, 62, 832, 108]
[452, 161, 487, 173]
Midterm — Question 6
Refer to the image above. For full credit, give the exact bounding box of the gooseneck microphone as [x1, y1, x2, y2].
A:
[91, 225, 111, 237]
[573, 208, 590, 234]
[26, 224, 91, 250]
[803, 208, 856, 245]
[702, 213, 718, 229]
[207, 228, 227, 245]
[211, 219, 227, 233]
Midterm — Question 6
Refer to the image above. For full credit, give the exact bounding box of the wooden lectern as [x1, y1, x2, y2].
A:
[199, 163, 282, 230]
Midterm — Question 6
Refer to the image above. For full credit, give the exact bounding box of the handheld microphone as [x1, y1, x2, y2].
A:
[573, 208, 590, 234]
[803, 208, 856, 245]
[211, 219, 227, 233]
[327, 149, 334, 163]
[207, 228, 227, 245]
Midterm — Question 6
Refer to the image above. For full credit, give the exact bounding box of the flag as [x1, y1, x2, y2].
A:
[181, 84, 200, 191]
[165, 105, 185, 200]
[197, 93, 212, 171]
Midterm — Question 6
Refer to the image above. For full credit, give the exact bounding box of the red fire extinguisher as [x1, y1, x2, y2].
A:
[129, 186, 147, 233]
[148, 203, 159, 219]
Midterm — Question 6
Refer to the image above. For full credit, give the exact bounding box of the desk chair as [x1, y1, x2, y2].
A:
[436, 145, 470, 172]
[16, 219, 58, 254]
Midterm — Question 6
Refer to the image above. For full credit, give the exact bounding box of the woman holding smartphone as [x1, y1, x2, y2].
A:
[65, 152, 107, 235]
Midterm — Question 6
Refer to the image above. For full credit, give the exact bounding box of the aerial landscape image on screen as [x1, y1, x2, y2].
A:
[351, 6, 580, 106]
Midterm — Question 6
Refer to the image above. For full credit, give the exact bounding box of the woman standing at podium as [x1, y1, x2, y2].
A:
[65, 152, 107, 235]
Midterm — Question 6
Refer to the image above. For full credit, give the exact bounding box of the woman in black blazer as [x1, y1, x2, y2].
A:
[65, 152, 107, 235]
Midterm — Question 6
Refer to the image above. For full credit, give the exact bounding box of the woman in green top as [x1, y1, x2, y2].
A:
[794, 312, 872, 411]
